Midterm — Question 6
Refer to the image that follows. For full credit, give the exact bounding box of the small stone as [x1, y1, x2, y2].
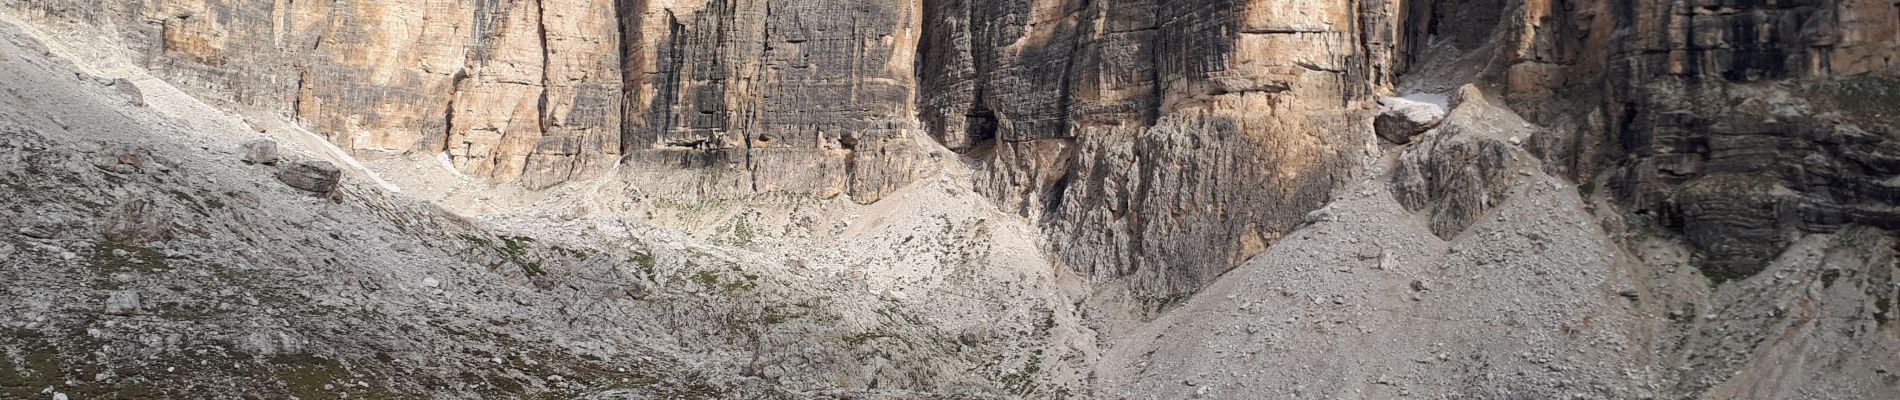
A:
[53, 393, 68, 400]
[958, 327, 990, 346]
[276, 161, 342, 193]
[880, 289, 908, 302]
[1303, 207, 1336, 224]
[623, 282, 649, 300]
[105, 291, 142, 315]
[421, 277, 441, 288]
[241, 140, 281, 165]
[1355, 246, 1381, 260]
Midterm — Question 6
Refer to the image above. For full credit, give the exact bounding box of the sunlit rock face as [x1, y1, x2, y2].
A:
[12, 0, 1897, 294]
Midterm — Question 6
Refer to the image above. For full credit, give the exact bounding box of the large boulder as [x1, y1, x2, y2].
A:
[1375, 96, 1447, 144]
[1391, 86, 1531, 239]
[275, 161, 341, 193]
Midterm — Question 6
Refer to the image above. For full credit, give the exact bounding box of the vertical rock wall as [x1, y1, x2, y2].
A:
[8, 0, 629, 190]
[14, 0, 1893, 295]
[1460, 0, 1900, 278]
[11, 0, 1390, 298]
[918, 0, 1383, 297]
[616, 0, 925, 202]
[6, 0, 926, 200]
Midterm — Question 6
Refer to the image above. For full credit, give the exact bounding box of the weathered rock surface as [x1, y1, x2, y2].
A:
[0, 26, 1085, 397]
[104, 290, 141, 315]
[240, 139, 278, 165]
[1392, 86, 1530, 239]
[1452, 0, 1900, 278]
[7, 0, 923, 200]
[615, 0, 927, 202]
[1375, 96, 1446, 144]
[919, 0, 1382, 297]
[6, 0, 1900, 398]
[275, 160, 340, 193]
[8, 0, 1389, 298]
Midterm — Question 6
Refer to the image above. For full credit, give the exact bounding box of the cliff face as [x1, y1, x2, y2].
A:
[915, 0, 1383, 297]
[9, 0, 1386, 298]
[616, 0, 926, 202]
[1490, 0, 1900, 279]
[10, 0, 1898, 295]
[7, 0, 927, 201]
[8, 0, 629, 190]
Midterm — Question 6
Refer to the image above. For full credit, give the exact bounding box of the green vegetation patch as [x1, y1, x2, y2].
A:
[89, 242, 168, 273]
[460, 234, 549, 278]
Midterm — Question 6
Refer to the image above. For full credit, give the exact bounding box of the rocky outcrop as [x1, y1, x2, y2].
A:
[1468, 0, 1900, 278]
[7, 0, 628, 189]
[616, 0, 926, 202]
[1375, 96, 1446, 144]
[6, 0, 923, 201]
[919, 0, 1382, 297]
[12, 0, 1389, 298]
[11, 0, 1896, 294]
[1392, 86, 1530, 239]
[276, 160, 341, 193]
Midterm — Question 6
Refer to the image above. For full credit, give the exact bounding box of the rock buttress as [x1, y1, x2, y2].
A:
[917, 0, 1382, 298]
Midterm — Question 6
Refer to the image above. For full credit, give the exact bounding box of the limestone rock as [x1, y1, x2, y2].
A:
[240, 139, 278, 165]
[1392, 86, 1529, 239]
[90, 144, 158, 174]
[101, 77, 143, 107]
[919, 0, 1379, 297]
[275, 161, 341, 194]
[8, 0, 926, 201]
[105, 290, 140, 315]
[1469, 0, 1900, 277]
[11, 0, 1896, 300]
[1375, 97, 1447, 144]
[102, 199, 173, 244]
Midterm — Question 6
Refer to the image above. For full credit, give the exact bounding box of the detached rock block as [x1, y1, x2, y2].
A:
[1375, 97, 1446, 144]
[276, 161, 341, 193]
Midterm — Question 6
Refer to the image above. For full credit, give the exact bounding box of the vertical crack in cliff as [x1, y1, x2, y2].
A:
[440, 69, 469, 156]
[533, 0, 554, 152]
[613, 0, 636, 157]
[657, 11, 685, 151]
[289, 68, 307, 123]
[745, 0, 771, 194]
